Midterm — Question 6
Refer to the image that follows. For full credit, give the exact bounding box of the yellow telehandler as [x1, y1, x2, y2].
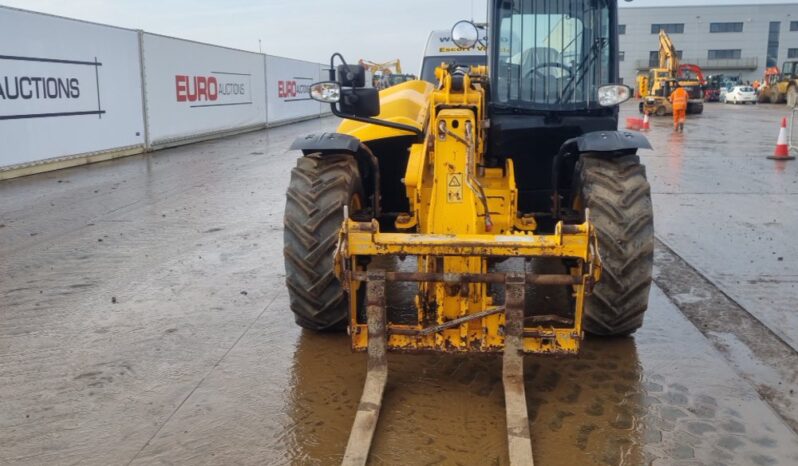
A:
[284, 1, 654, 463]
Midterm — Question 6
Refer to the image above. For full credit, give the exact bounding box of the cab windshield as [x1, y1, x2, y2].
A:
[494, 0, 612, 110]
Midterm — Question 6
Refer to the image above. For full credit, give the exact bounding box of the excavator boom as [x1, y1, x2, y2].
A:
[658, 30, 679, 75]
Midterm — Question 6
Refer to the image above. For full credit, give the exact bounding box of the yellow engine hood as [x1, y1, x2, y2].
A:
[337, 80, 433, 142]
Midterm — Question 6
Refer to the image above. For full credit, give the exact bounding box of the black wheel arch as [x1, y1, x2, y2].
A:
[551, 131, 652, 222]
[291, 132, 380, 219]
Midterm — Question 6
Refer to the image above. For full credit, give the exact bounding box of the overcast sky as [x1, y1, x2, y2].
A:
[2, 0, 795, 73]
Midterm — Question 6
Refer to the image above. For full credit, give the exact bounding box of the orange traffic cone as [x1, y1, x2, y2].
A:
[767, 117, 795, 160]
[625, 117, 644, 130]
[642, 112, 651, 131]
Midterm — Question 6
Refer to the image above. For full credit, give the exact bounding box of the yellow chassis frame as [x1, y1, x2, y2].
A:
[337, 217, 601, 355]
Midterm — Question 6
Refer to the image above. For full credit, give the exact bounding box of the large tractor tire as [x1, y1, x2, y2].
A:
[283, 154, 363, 331]
[574, 154, 654, 336]
[687, 101, 704, 114]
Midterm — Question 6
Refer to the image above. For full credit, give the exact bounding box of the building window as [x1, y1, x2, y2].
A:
[649, 50, 682, 67]
[619, 51, 625, 61]
[651, 23, 684, 34]
[708, 49, 742, 60]
[618, 24, 626, 35]
[710, 22, 743, 33]
[767, 22, 781, 67]
[789, 48, 798, 59]
[791, 21, 798, 31]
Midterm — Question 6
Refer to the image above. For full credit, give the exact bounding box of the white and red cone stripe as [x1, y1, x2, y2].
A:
[768, 117, 795, 160]
[642, 112, 650, 131]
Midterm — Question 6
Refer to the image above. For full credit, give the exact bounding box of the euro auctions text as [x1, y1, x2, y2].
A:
[0, 76, 80, 100]
[175, 75, 247, 102]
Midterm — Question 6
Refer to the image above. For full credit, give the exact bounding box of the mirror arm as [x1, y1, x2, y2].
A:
[330, 104, 424, 142]
[330, 52, 348, 76]
[327, 51, 423, 142]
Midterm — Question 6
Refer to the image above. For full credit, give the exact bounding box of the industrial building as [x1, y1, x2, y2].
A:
[619, 3, 798, 86]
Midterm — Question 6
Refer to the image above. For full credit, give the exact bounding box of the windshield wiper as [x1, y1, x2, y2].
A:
[556, 37, 606, 105]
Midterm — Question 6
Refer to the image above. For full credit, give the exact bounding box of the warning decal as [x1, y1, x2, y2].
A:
[447, 173, 463, 203]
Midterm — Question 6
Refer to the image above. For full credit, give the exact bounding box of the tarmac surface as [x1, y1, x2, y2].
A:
[2, 101, 798, 465]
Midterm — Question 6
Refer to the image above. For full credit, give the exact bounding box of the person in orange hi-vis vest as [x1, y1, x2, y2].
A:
[669, 82, 689, 133]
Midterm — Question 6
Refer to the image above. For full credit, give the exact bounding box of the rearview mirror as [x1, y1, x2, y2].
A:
[339, 87, 380, 117]
[337, 64, 366, 87]
[451, 20, 479, 49]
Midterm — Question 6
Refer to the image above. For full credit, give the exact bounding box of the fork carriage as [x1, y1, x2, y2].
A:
[337, 218, 601, 355]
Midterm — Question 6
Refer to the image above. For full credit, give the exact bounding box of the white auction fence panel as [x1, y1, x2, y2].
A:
[266, 55, 326, 126]
[0, 6, 145, 169]
[142, 33, 267, 146]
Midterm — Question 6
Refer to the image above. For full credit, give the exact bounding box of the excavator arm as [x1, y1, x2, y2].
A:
[658, 30, 679, 76]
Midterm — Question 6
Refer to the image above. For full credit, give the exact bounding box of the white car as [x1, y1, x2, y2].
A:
[719, 86, 730, 103]
[725, 85, 757, 104]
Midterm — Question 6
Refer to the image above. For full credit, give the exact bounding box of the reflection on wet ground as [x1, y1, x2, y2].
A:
[2, 112, 798, 465]
[286, 286, 798, 465]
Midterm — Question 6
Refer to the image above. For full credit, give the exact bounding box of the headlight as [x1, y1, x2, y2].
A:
[309, 81, 341, 103]
[597, 84, 632, 107]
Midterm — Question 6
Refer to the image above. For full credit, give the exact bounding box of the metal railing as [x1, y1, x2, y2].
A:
[790, 107, 798, 155]
[635, 57, 759, 71]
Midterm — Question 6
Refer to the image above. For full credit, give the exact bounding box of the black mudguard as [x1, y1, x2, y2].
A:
[551, 130, 652, 220]
[290, 132, 361, 155]
[570, 130, 652, 154]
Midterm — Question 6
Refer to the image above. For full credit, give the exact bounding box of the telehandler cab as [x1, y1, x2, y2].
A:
[283, 0, 654, 463]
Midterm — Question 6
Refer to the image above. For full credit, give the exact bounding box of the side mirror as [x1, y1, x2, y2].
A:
[451, 20, 479, 49]
[337, 64, 366, 87]
[339, 87, 380, 117]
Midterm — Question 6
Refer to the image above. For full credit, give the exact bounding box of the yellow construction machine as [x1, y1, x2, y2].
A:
[636, 72, 650, 98]
[639, 30, 704, 116]
[285, 2, 654, 463]
[759, 60, 798, 106]
[358, 58, 414, 89]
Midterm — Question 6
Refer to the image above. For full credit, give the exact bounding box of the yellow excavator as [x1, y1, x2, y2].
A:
[286, 2, 654, 464]
[358, 59, 414, 89]
[640, 30, 704, 116]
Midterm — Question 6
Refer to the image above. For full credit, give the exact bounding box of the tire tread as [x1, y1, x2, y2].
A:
[576, 154, 654, 336]
[283, 154, 361, 331]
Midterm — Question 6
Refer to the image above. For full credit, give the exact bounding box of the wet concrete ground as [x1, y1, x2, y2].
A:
[623, 102, 798, 352]
[2, 103, 798, 464]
